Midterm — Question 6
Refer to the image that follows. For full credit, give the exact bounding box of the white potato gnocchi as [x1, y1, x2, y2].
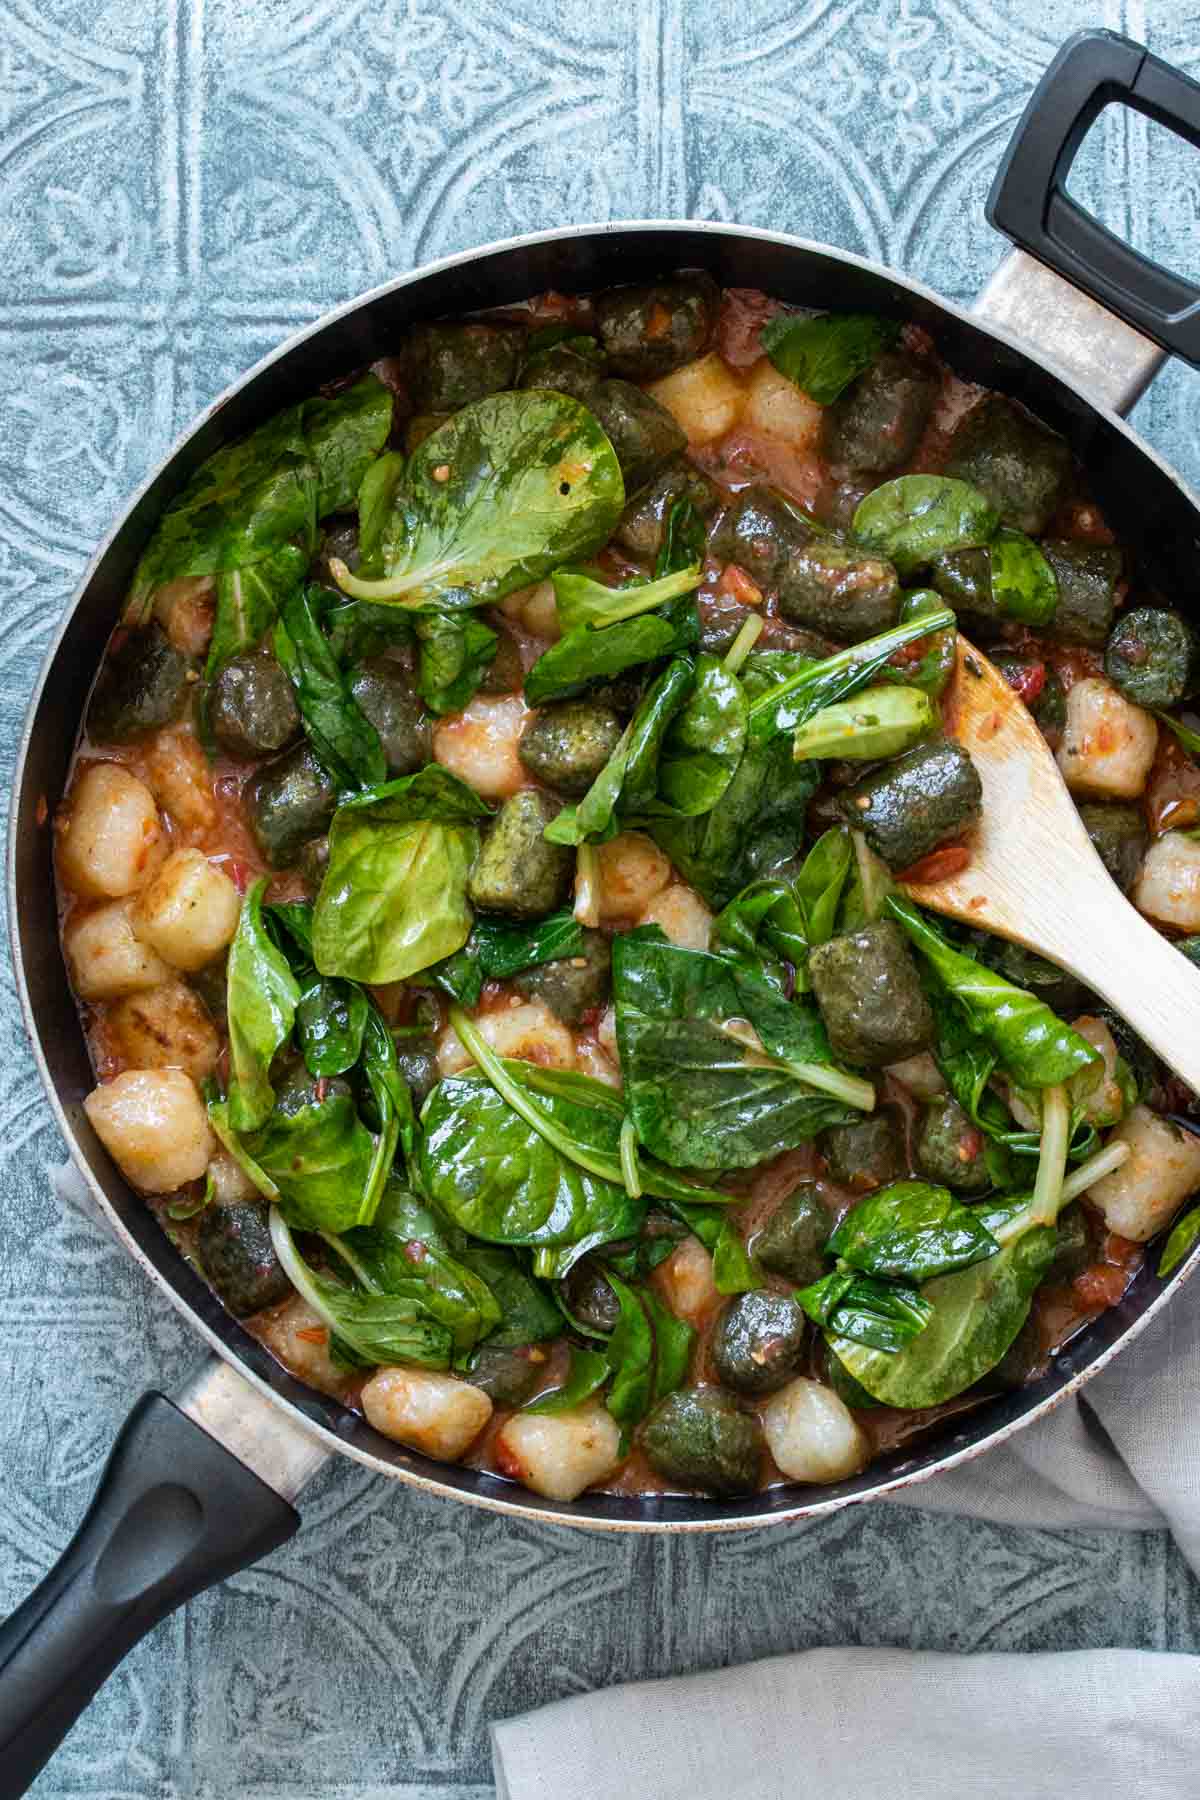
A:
[1132, 831, 1200, 932]
[361, 1368, 492, 1461]
[1087, 1105, 1200, 1242]
[761, 1378, 869, 1483]
[595, 830, 671, 922]
[741, 360, 824, 448]
[145, 728, 217, 833]
[57, 764, 165, 899]
[63, 898, 171, 1000]
[648, 352, 745, 445]
[640, 882, 713, 949]
[1056, 677, 1157, 800]
[107, 980, 220, 1081]
[256, 1298, 351, 1396]
[131, 848, 240, 971]
[501, 579, 559, 641]
[494, 1403, 623, 1501]
[83, 1067, 214, 1193]
[433, 693, 530, 799]
[653, 1236, 719, 1329]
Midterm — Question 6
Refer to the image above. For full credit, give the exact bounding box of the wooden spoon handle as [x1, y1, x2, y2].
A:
[1030, 881, 1200, 1095]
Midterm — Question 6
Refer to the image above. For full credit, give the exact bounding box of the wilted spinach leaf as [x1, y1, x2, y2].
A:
[275, 587, 387, 791]
[744, 609, 956, 744]
[1159, 1204, 1200, 1278]
[712, 827, 851, 994]
[330, 391, 624, 609]
[798, 1266, 933, 1351]
[334, 1183, 501, 1357]
[303, 374, 394, 518]
[524, 1346, 609, 1413]
[206, 543, 307, 678]
[246, 1085, 377, 1234]
[270, 1209, 453, 1369]
[524, 594, 699, 707]
[826, 1179, 999, 1282]
[553, 561, 701, 632]
[129, 404, 316, 615]
[226, 878, 301, 1133]
[456, 1243, 561, 1347]
[613, 926, 871, 1170]
[655, 496, 707, 578]
[356, 449, 407, 579]
[887, 895, 1100, 1090]
[415, 611, 498, 714]
[875, 588, 956, 699]
[427, 909, 584, 1008]
[760, 310, 900, 405]
[987, 528, 1058, 625]
[853, 476, 998, 579]
[312, 766, 490, 983]
[296, 976, 369, 1077]
[632, 654, 746, 817]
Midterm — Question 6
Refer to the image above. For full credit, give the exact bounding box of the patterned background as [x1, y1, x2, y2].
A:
[4, 1, 1200, 1793]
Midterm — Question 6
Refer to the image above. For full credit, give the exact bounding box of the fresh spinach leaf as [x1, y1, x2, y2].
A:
[524, 1346, 609, 1413]
[456, 1243, 562, 1347]
[359, 1008, 415, 1205]
[612, 926, 872, 1170]
[129, 404, 316, 615]
[1159, 1205, 1200, 1278]
[312, 766, 490, 983]
[324, 597, 413, 665]
[887, 895, 1100, 1090]
[790, 683, 934, 762]
[827, 1223, 1057, 1406]
[655, 497, 707, 578]
[553, 561, 701, 632]
[644, 1287, 695, 1401]
[246, 1086, 377, 1234]
[355, 449, 407, 579]
[853, 476, 998, 579]
[269, 1209, 452, 1369]
[206, 543, 307, 678]
[265, 900, 316, 963]
[744, 609, 956, 744]
[419, 1067, 647, 1255]
[826, 1179, 999, 1282]
[303, 374, 394, 518]
[604, 1271, 656, 1441]
[226, 878, 302, 1132]
[798, 1267, 933, 1352]
[333, 1183, 501, 1357]
[760, 310, 900, 405]
[296, 976, 368, 1077]
[987, 528, 1058, 626]
[415, 611, 498, 714]
[330, 391, 625, 609]
[275, 587, 387, 790]
[711, 828, 851, 995]
[524, 596, 699, 706]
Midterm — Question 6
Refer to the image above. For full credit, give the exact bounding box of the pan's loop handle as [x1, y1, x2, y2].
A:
[987, 29, 1200, 368]
[0, 1393, 298, 1796]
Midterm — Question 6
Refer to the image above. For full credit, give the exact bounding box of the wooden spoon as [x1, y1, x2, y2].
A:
[901, 638, 1200, 1092]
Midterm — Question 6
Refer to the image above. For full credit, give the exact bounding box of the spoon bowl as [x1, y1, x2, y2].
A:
[902, 639, 1200, 1093]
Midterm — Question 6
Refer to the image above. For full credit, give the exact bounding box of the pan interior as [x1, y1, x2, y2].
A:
[14, 225, 1199, 1529]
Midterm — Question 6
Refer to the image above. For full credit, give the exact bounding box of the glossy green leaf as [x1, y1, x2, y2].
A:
[637, 654, 747, 817]
[828, 1222, 1058, 1406]
[415, 611, 498, 714]
[1159, 1204, 1200, 1278]
[523, 597, 699, 706]
[545, 657, 695, 846]
[887, 895, 1101, 1090]
[760, 310, 900, 404]
[295, 975, 369, 1077]
[330, 391, 624, 609]
[247, 1088, 377, 1234]
[790, 683, 934, 762]
[744, 610, 955, 744]
[303, 374, 394, 518]
[269, 1210, 452, 1369]
[129, 404, 316, 614]
[668, 1203, 762, 1295]
[655, 497, 707, 577]
[334, 1183, 501, 1357]
[613, 926, 869, 1170]
[853, 476, 998, 579]
[524, 1347, 609, 1414]
[553, 561, 701, 632]
[206, 543, 308, 679]
[226, 878, 302, 1133]
[274, 587, 387, 790]
[987, 527, 1058, 626]
[356, 449, 407, 579]
[644, 1288, 695, 1402]
[799, 1267, 933, 1352]
[827, 1179, 999, 1282]
[312, 766, 489, 983]
[457, 1244, 562, 1347]
[604, 1272, 655, 1441]
[359, 1008, 415, 1210]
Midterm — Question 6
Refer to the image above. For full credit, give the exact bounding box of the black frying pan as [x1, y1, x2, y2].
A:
[5, 29, 1200, 1794]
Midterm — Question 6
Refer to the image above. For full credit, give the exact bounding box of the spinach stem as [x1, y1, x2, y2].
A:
[584, 563, 701, 626]
[206, 1099, 280, 1202]
[746, 607, 954, 726]
[270, 1208, 344, 1337]
[1029, 1083, 1070, 1228]
[619, 1118, 643, 1199]
[784, 1060, 876, 1113]
[1060, 1139, 1130, 1202]
[320, 1230, 381, 1293]
[722, 613, 764, 674]
[574, 842, 601, 927]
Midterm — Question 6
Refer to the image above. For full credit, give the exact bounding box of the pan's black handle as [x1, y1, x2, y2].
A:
[0, 1392, 298, 1796]
[987, 29, 1200, 366]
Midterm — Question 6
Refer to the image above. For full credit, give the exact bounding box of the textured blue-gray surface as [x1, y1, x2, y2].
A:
[4, 2, 1200, 1794]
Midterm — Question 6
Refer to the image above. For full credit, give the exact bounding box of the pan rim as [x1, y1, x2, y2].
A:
[11, 217, 1200, 1533]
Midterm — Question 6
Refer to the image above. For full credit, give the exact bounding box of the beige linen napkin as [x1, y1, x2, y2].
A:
[492, 1284, 1200, 1798]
